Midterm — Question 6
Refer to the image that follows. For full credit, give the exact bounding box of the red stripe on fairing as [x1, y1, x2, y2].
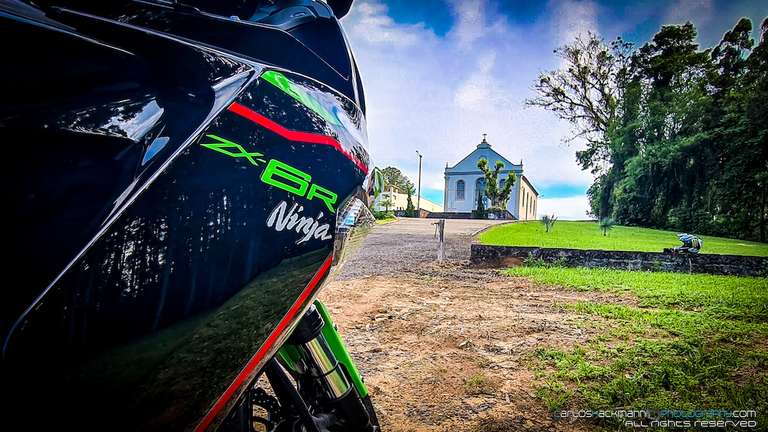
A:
[227, 102, 369, 175]
[194, 253, 334, 432]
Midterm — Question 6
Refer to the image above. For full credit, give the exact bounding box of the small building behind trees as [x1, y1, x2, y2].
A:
[372, 186, 443, 214]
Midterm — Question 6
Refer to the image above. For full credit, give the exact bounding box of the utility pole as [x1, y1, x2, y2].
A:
[416, 150, 422, 217]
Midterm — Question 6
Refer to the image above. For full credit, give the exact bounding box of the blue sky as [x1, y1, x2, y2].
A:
[342, 0, 767, 218]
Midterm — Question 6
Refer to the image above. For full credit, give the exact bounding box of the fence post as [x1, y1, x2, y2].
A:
[435, 219, 445, 262]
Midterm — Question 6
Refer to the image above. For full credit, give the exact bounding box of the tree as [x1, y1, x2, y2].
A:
[526, 33, 634, 220]
[717, 18, 768, 241]
[477, 158, 516, 212]
[380, 195, 394, 213]
[474, 190, 486, 219]
[526, 32, 632, 175]
[405, 188, 416, 216]
[529, 19, 768, 241]
[380, 166, 414, 193]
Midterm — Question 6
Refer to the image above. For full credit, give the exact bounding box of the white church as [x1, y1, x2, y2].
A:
[443, 135, 539, 220]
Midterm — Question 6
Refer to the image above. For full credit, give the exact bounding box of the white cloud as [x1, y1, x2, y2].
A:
[343, 0, 594, 213]
[549, 0, 598, 46]
[447, 0, 487, 47]
[346, 2, 424, 46]
[538, 195, 592, 220]
[664, 0, 714, 27]
[454, 51, 497, 110]
[444, 0, 513, 48]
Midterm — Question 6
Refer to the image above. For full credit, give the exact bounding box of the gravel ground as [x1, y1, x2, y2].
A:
[320, 218, 626, 432]
[335, 218, 506, 280]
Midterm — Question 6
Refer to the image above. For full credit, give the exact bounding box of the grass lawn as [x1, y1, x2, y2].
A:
[375, 216, 397, 225]
[507, 266, 768, 321]
[506, 266, 768, 427]
[479, 221, 768, 257]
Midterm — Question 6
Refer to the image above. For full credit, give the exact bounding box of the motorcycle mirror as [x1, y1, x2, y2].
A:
[327, 0, 353, 18]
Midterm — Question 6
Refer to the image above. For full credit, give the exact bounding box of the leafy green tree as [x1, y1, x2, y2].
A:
[380, 166, 414, 193]
[529, 18, 768, 241]
[380, 195, 394, 213]
[716, 18, 768, 241]
[474, 190, 487, 218]
[619, 23, 710, 227]
[477, 158, 516, 212]
[405, 188, 416, 216]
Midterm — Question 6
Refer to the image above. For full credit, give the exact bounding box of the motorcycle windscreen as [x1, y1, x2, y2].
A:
[1, 70, 369, 431]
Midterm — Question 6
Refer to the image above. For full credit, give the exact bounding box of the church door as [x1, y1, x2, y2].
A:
[475, 177, 486, 209]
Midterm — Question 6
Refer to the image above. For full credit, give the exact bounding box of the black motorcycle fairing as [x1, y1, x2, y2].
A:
[1, 2, 370, 430]
[2, 74, 367, 431]
[23, 0, 365, 113]
[1, 5, 254, 337]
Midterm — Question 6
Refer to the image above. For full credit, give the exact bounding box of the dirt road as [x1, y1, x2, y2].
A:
[320, 219, 611, 431]
[334, 218, 505, 279]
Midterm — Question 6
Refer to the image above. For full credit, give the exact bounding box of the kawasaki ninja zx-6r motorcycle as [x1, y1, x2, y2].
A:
[0, 1, 382, 430]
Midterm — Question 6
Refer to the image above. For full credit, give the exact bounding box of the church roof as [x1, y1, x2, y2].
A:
[445, 135, 521, 174]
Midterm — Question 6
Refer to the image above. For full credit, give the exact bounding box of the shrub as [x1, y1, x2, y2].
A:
[473, 192, 487, 219]
[541, 214, 558, 232]
[372, 210, 395, 220]
[599, 217, 615, 236]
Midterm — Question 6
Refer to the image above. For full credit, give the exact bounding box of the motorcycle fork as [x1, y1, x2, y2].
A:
[276, 300, 373, 430]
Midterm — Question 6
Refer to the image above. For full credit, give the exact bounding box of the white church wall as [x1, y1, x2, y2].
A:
[517, 177, 538, 220]
[446, 171, 525, 216]
[443, 136, 536, 218]
[507, 179, 520, 218]
[445, 175, 475, 212]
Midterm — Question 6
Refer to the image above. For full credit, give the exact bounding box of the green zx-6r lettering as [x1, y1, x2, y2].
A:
[201, 135, 338, 213]
[261, 159, 337, 214]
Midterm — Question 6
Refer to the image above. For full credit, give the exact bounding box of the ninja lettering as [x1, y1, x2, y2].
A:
[267, 201, 333, 244]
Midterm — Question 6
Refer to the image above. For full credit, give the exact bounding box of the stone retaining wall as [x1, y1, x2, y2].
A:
[470, 244, 768, 277]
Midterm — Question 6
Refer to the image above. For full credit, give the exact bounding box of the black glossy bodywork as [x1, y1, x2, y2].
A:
[0, 1, 368, 430]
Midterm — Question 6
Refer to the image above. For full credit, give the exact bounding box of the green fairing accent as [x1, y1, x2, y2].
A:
[201, 135, 338, 212]
[372, 167, 384, 199]
[276, 344, 302, 373]
[314, 300, 368, 398]
[200, 134, 266, 166]
[306, 184, 338, 215]
[261, 159, 337, 213]
[261, 158, 311, 196]
[262, 70, 341, 127]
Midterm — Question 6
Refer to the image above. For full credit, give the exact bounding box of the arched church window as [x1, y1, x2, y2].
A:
[456, 180, 465, 200]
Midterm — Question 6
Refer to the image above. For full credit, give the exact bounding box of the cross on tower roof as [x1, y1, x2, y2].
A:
[477, 133, 491, 148]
